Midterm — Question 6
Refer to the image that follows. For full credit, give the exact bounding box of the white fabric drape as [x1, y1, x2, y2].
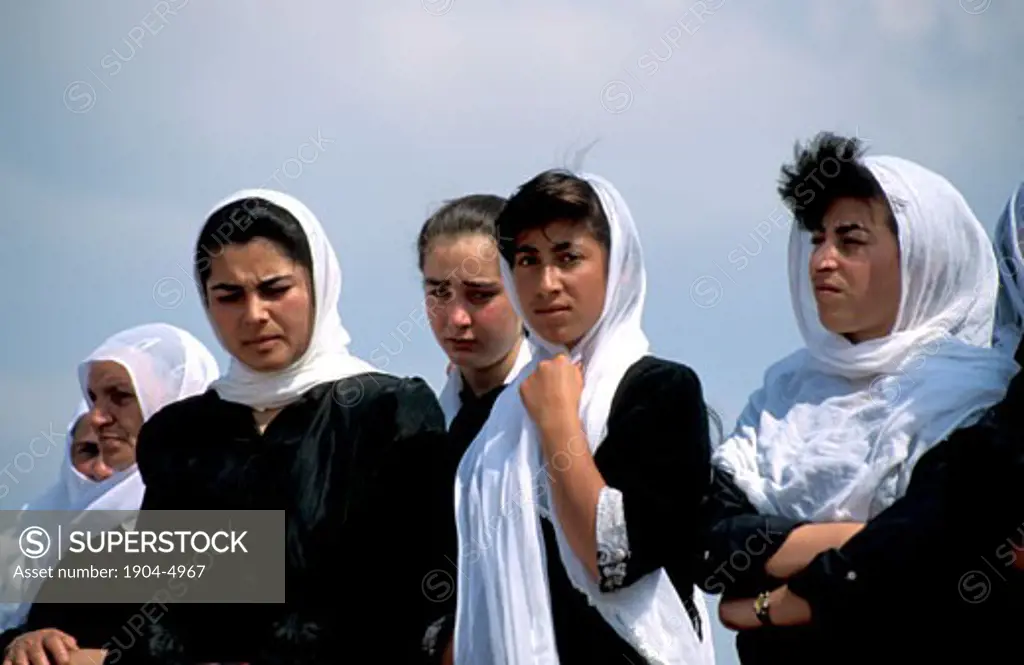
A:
[453, 173, 715, 665]
[200, 189, 378, 410]
[713, 156, 1020, 522]
[438, 339, 535, 427]
[993, 181, 1024, 353]
[0, 323, 219, 630]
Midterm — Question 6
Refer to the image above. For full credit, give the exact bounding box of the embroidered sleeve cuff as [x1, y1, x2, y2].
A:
[596, 486, 630, 591]
[421, 614, 454, 662]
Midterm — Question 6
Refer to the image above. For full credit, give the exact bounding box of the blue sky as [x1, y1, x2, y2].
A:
[1, 1, 1023, 660]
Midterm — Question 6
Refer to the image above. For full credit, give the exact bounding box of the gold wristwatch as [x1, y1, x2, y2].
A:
[753, 590, 773, 626]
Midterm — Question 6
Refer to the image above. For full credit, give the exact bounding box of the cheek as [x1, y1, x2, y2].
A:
[472, 301, 519, 340]
[207, 304, 240, 343]
[276, 291, 314, 335]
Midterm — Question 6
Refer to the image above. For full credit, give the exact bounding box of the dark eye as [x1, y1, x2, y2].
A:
[559, 253, 582, 266]
[810, 234, 825, 246]
[111, 390, 135, 406]
[215, 292, 243, 304]
[259, 284, 290, 299]
[468, 291, 497, 305]
[516, 255, 538, 267]
[430, 286, 453, 302]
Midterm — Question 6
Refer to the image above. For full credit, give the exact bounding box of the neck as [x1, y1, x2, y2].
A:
[461, 337, 523, 397]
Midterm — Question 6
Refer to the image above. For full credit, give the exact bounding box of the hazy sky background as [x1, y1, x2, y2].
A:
[2, 1, 1023, 660]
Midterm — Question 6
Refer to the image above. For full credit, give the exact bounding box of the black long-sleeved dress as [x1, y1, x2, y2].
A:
[428, 355, 792, 663]
[0, 373, 457, 665]
[715, 342, 1024, 664]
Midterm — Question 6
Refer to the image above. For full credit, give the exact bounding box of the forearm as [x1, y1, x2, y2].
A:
[764, 522, 865, 579]
[719, 586, 811, 630]
[538, 417, 606, 580]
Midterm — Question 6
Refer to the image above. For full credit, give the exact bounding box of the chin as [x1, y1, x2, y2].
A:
[239, 351, 295, 372]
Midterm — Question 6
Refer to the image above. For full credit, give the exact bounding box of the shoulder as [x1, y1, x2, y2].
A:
[140, 389, 220, 439]
[615, 355, 704, 403]
[324, 372, 445, 435]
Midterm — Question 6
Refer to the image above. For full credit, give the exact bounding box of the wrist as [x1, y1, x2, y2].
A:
[538, 413, 583, 447]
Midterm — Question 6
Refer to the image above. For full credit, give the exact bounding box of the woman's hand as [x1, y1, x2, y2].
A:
[520, 355, 584, 435]
[2, 628, 79, 665]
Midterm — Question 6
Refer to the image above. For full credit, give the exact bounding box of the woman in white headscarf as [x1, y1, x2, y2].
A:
[69, 190, 457, 665]
[0, 323, 219, 665]
[993, 181, 1024, 352]
[415, 194, 536, 661]
[452, 169, 727, 665]
[709, 133, 1020, 664]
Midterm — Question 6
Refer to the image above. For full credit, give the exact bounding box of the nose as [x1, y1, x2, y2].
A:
[89, 457, 114, 482]
[810, 240, 840, 273]
[447, 300, 472, 329]
[87, 403, 113, 429]
[243, 293, 271, 324]
[539, 265, 562, 295]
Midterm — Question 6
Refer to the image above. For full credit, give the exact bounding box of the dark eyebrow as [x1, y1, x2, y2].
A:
[463, 279, 500, 289]
[514, 244, 538, 255]
[835, 222, 868, 234]
[210, 275, 291, 291]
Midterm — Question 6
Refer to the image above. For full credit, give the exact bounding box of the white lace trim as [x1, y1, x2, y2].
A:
[595, 486, 630, 592]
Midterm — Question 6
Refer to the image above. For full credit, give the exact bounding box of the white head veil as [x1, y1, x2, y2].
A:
[0, 323, 219, 630]
[437, 340, 535, 426]
[993, 181, 1024, 353]
[453, 173, 714, 665]
[198, 189, 377, 410]
[18, 400, 95, 514]
[713, 156, 1020, 522]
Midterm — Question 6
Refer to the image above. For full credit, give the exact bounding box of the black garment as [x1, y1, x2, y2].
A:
[0, 527, 148, 657]
[728, 341, 1024, 664]
[74, 373, 455, 665]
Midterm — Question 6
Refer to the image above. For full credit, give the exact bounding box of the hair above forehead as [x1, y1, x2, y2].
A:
[495, 169, 611, 265]
[778, 131, 895, 234]
[194, 196, 314, 294]
[417, 194, 507, 271]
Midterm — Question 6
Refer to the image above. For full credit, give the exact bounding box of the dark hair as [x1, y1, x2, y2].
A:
[194, 197, 314, 300]
[495, 169, 611, 265]
[777, 132, 896, 234]
[416, 194, 507, 271]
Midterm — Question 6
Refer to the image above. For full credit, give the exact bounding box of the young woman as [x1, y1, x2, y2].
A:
[0, 323, 219, 663]
[69, 189, 457, 665]
[415, 194, 534, 661]
[709, 133, 1020, 663]
[452, 170, 725, 664]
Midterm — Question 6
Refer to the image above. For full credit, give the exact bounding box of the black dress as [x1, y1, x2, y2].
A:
[429, 356, 793, 663]
[718, 342, 1024, 664]
[65, 372, 456, 665]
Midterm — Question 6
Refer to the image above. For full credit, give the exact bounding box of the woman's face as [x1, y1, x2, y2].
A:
[86, 361, 144, 472]
[809, 197, 901, 343]
[511, 220, 608, 348]
[423, 233, 522, 371]
[69, 416, 113, 481]
[204, 238, 314, 372]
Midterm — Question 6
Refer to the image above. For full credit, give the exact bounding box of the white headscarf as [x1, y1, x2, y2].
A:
[713, 156, 1020, 522]
[453, 173, 714, 665]
[993, 180, 1024, 353]
[199, 189, 377, 410]
[18, 401, 95, 513]
[0, 323, 219, 630]
[437, 339, 535, 427]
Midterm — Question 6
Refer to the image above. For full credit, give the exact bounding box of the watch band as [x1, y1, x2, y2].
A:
[753, 590, 773, 626]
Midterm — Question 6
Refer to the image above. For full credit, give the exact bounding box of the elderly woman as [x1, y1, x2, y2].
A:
[0, 323, 219, 665]
[708, 133, 1020, 664]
